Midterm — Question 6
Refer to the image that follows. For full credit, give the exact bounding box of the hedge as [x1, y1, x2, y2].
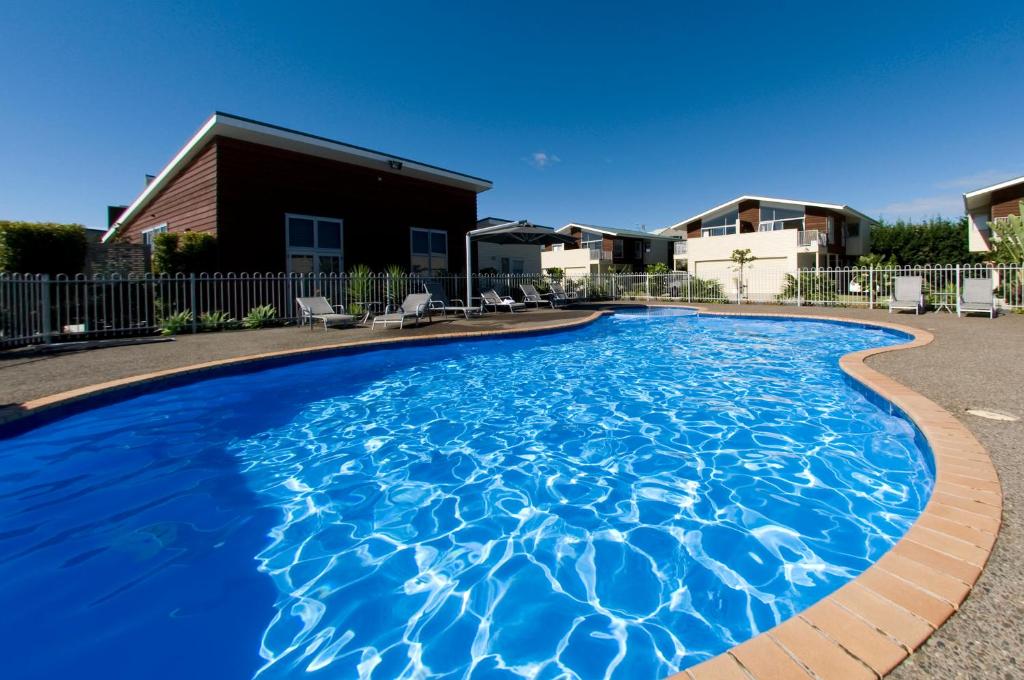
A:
[152, 231, 219, 274]
[0, 221, 89, 275]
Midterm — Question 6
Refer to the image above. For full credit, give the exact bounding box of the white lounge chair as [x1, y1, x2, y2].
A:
[520, 284, 553, 308]
[371, 293, 433, 329]
[423, 281, 481, 319]
[889, 276, 924, 315]
[296, 297, 357, 330]
[958, 277, 996, 318]
[481, 289, 525, 312]
[549, 281, 580, 305]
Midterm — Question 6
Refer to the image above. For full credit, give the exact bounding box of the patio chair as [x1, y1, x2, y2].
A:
[888, 276, 924, 315]
[549, 281, 580, 306]
[371, 293, 433, 329]
[481, 289, 526, 312]
[958, 276, 996, 318]
[295, 297, 357, 330]
[423, 281, 481, 319]
[520, 283, 553, 308]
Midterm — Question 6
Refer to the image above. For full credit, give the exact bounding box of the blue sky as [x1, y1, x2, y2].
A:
[1, 1, 1022, 231]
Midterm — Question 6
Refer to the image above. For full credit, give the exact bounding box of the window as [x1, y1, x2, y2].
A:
[286, 214, 343, 275]
[826, 217, 836, 245]
[410, 227, 448, 274]
[613, 239, 624, 258]
[633, 241, 644, 259]
[847, 222, 860, 238]
[141, 224, 167, 247]
[758, 205, 804, 232]
[500, 257, 525, 274]
[580, 230, 604, 254]
[701, 209, 738, 237]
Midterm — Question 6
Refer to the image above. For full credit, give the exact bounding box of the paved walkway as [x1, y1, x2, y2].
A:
[1, 303, 1021, 678]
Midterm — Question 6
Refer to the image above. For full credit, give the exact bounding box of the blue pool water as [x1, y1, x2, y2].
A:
[0, 310, 933, 679]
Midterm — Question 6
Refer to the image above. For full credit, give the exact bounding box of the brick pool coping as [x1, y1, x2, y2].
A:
[675, 308, 1002, 680]
[5, 306, 1001, 679]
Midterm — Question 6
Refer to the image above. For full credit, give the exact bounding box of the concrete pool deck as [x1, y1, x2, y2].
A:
[1, 304, 1020, 678]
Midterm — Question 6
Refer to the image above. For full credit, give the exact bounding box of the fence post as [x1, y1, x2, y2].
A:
[189, 273, 198, 334]
[645, 274, 650, 300]
[956, 264, 961, 312]
[796, 268, 801, 307]
[868, 267, 874, 309]
[41, 274, 53, 343]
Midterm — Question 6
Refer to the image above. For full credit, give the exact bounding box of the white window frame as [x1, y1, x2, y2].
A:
[141, 224, 168, 247]
[285, 213, 344, 275]
[410, 227, 448, 274]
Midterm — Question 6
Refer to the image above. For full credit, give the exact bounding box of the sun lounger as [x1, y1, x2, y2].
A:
[423, 281, 481, 319]
[481, 289, 525, 312]
[549, 281, 580, 305]
[889, 276, 923, 315]
[520, 284, 553, 308]
[958, 276, 996, 318]
[371, 293, 433, 329]
[295, 297, 357, 330]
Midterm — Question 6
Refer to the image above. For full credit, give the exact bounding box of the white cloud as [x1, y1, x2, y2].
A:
[935, 170, 1020, 191]
[527, 151, 560, 169]
[876, 195, 965, 220]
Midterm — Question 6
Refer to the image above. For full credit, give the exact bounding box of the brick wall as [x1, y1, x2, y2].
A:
[84, 242, 149, 275]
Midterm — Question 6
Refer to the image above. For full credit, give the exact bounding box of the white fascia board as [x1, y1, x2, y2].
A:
[664, 195, 877, 231]
[963, 175, 1024, 212]
[102, 114, 219, 242]
[103, 113, 493, 242]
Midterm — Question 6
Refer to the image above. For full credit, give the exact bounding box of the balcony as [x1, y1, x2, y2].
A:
[798, 229, 827, 248]
[673, 241, 688, 256]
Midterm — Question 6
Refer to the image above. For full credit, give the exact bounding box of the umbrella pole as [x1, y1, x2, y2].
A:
[465, 233, 473, 311]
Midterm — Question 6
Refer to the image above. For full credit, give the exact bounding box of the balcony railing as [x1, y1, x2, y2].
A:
[798, 229, 827, 247]
[673, 241, 688, 255]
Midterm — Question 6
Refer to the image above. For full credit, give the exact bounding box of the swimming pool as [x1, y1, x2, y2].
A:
[0, 310, 933, 679]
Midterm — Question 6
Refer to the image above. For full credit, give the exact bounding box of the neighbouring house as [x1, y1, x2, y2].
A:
[660, 196, 875, 275]
[474, 217, 544, 273]
[964, 175, 1024, 254]
[540, 223, 678, 275]
[103, 112, 492, 275]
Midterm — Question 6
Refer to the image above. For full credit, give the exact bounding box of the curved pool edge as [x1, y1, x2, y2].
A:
[3, 306, 1002, 679]
[5, 311, 611, 432]
[674, 307, 1002, 680]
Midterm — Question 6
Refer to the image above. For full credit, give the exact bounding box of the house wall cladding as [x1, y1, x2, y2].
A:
[738, 199, 759, 234]
[804, 206, 846, 255]
[214, 138, 479, 273]
[991, 184, 1024, 220]
[84, 242, 149, 275]
[117, 142, 219, 241]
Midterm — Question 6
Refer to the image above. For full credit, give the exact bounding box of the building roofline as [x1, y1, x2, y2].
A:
[103, 112, 493, 242]
[663, 195, 878, 232]
[555, 222, 679, 240]
[963, 175, 1024, 212]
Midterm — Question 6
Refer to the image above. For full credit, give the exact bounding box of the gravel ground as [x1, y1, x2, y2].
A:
[1, 303, 1021, 678]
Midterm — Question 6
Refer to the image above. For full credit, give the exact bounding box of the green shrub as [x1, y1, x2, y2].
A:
[645, 262, 669, 274]
[152, 231, 218, 274]
[545, 267, 564, 280]
[690, 276, 724, 301]
[159, 310, 193, 336]
[242, 304, 278, 329]
[777, 272, 838, 303]
[347, 264, 373, 315]
[0, 221, 88, 274]
[199, 310, 238, 331]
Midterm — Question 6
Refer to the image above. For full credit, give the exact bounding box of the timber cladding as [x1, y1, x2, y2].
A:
[991, 183, 1024, 220]
[117, 141, 218, 241]
[116, 136, 479, 274]
[215, 138, 477, 273]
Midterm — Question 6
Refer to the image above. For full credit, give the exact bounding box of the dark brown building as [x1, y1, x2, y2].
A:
[103, 113, 492, 274]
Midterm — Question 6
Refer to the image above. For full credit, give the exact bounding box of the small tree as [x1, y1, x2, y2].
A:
[645, 262, 669, 274]
[730, 248, 756, 302]
[545, 267, 564, 281]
